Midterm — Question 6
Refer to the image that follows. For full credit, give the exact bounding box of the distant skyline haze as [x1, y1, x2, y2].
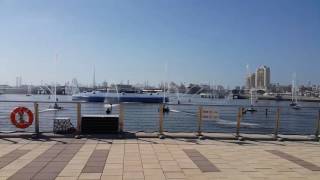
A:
[0, 0, 319, 87]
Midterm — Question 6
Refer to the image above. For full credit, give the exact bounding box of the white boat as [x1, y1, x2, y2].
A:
[292, 104, 301, 110]
[246, 106, 257, 112]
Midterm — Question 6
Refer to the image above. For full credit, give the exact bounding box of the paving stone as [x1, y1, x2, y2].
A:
[266, 150, 320, 171]
[0, 150, 30, 169]
[82, 149, 109, 173]
[1, 138, 320, 179]
[183, 149, 220, 172]
[7, 142, 84, 180]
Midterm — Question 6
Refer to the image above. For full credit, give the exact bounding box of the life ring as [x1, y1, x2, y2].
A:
[10, 107, 34, 129]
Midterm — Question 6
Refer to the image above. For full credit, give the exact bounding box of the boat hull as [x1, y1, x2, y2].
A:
[87, 96, 106, 102]
[119, 96, 167, 103]
[72, 92, 169, 103]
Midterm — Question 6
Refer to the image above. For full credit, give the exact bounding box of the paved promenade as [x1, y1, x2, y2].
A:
[0, 138, 319, 180]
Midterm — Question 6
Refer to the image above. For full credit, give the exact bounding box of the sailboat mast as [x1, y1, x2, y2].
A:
[93, 66, 96, 90]
[291, 79, 295, 102]
[250, 90, 253, 105]
[293, 73, 298, 103]
[163, 81, 166, 103]
[295, 83, 298, 103]
[163, 63, 168, 104]
[54, 54, 58, 102]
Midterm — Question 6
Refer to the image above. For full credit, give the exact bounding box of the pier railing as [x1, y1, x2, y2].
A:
[0, 100, 319, 139]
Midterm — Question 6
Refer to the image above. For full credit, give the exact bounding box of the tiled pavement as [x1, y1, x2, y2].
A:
[0, 138, 319, 180]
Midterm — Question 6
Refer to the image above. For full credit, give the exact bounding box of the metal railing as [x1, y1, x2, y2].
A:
[0, 100, 319, 140]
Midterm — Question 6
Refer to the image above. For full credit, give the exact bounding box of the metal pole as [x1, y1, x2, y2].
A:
[34, 102, 39, 135]
[315, 110, 320, 140]
[236, 107, 242, 137]
[159, 104, 164, 136]
[119, 103, 124, 133]
[198, 106, 203, 137]
[76, 102, 82, 133]
[274, 107, 280, 138]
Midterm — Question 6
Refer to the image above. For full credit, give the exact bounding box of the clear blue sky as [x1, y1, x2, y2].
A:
[0, 0, 319, 87]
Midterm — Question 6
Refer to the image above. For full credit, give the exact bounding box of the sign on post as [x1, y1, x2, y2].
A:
[202, 108, 219, 121]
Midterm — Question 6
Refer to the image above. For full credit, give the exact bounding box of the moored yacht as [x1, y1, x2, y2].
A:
[72, 90, 169, 103]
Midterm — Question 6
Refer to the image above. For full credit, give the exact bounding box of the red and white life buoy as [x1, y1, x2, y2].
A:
[10, 107, 34, 129]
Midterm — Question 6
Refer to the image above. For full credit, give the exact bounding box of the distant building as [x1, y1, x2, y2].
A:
[245, 76, 250, 89]
[246, 73, 256, 89]
[255, 65, 270, 90]
[0, 85, 28, 94]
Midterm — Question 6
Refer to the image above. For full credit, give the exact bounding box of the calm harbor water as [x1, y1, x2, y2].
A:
[0, 94, 319, 135]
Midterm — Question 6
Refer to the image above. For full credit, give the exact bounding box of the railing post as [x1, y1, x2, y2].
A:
[76, 102, 82, 134]
[34, 102, 39, 135]
[159, 104, 164, 138]
[274, 107, 280, 139]
[119, 103, 124, 133]
[315, 110, 320, 140]
[197, 106, 203, 137]
[236, 107, 242, 138]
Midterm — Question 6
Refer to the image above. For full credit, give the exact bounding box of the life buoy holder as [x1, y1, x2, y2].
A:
[10, 107, 34, 129]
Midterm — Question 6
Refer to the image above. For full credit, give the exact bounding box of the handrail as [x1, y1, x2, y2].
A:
[168, 102, 320, 109]
[274, 107, 280, 138]
[0, 100, 320, 139]
[0, 100, 319, 109]
[34, 102, 39, 135]
[0, 100, 87, 104]
[236, 107, 242, 138]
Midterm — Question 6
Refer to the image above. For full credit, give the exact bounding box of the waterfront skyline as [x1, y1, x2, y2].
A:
[246, 65, 271, 90]
[0, 0, 319, 87]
